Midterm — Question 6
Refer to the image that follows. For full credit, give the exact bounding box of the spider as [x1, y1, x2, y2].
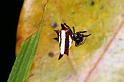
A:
[54, 23, 91, 60]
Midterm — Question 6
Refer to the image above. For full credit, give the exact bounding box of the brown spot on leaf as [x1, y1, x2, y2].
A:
[90, 0, 95, 6]
[51, 22, 58, 28]
[48, 52, 54, 57]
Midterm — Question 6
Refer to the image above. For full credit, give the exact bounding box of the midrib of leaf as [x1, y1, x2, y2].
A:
[7, 32, 40, 82]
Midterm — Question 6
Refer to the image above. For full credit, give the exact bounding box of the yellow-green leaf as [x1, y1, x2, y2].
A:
[8, 0, 124, 82]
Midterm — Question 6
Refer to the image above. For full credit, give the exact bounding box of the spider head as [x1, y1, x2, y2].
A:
[72, 32, 84, 46]
[72, 32, 91, 46]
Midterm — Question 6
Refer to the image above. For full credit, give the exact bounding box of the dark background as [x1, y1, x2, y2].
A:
[0, 0, 23, 82]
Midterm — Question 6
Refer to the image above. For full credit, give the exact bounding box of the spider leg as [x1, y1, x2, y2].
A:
[72, 26, 75, 33]
[54, 30, 60, 42]
[53, 37, 59, 42]
[83, 34, 91, 37]
[54, 30, 59, 36]
[79, 31, 87, 33]
[61, 24, 67, 30]
[64, 23, 76, 33]
[63, 23, 74, 38]
[63, 23, 71, 29]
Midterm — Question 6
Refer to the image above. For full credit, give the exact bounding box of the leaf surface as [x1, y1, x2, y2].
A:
[8, 0, 124, 82]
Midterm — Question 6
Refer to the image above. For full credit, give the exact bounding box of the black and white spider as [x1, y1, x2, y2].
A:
[54, 23, 91, 60]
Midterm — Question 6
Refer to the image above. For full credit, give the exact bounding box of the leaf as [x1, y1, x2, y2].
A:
[8, 32, 40, 82]
[8, 0, 124, 82]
